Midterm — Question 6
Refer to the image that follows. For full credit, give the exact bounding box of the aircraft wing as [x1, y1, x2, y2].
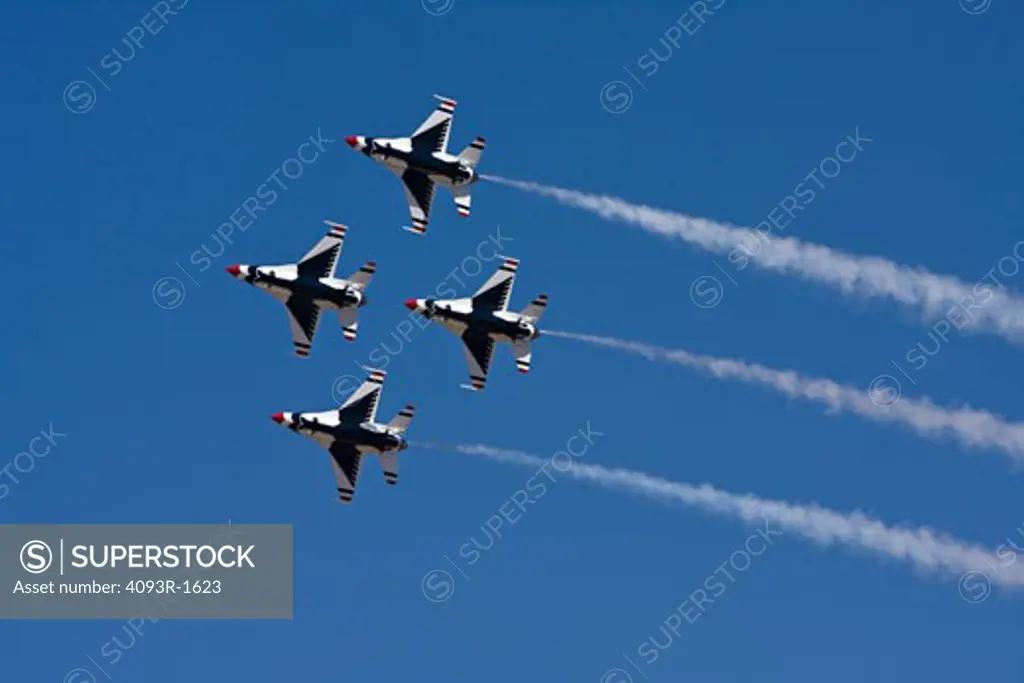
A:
[400, 170, 435, 235]
[472, 257, 519, 312]
[460, 330, 495, 391]
[410, 95, 456, 153]
[285, 296, 321, 357]
[338, 368, 386, 425]
[328, 441, 362, 504]
[297, 221, 347, 279]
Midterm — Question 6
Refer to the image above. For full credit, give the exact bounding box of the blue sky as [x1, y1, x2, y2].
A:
[3, 0, 1024, 680]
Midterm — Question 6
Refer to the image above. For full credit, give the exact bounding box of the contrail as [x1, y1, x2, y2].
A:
[428, 442, 1021, 590]
[482, 175, 1024, 345]
[546, 330, 1024, 465]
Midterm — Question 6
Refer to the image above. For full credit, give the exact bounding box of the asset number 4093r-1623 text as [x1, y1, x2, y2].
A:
[125, 579, 222, 594]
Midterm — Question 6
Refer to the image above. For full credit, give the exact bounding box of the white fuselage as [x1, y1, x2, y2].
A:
[413, 297, 539, 343]
[235, 264, 365, 310]
[276, 410, 406, 454]
[354, 136, 476, 188]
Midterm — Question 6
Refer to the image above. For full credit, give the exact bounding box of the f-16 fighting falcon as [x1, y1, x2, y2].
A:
[270, 368, 415, 504]
[404, 257, 547, 391]
[345, 94, 486, 235]
[225, 221, 375, 357]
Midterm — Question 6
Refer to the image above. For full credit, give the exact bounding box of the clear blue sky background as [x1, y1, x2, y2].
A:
[3, 0, 1023, 680]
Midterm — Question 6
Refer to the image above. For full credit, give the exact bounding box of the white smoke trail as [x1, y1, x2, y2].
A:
[482, 175, 1024, 345]
[545, 329, 1024, 465]
[434, 442, 1022, 590]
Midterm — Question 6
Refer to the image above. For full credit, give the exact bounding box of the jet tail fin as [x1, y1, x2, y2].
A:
[347, 260, 376, 289]
[387, 404, 416, 433]
[457, 137, 486, 168]
[519, 294, 549, 322]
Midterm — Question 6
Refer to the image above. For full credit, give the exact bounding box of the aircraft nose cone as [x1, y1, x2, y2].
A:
[404, 299, 418, 311]
[226, 264, 241, 276]
[270, 413, 285, 424]
[345, 136, 358, 147]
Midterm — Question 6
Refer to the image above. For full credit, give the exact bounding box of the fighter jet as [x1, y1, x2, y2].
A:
[405, 257, 547, 391]
[225, 221, 375, 357]
[345, 94, 486, 235]
[270, 368, 415, 504]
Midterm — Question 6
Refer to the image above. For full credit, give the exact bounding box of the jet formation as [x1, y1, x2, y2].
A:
[226, 95, 547, 504]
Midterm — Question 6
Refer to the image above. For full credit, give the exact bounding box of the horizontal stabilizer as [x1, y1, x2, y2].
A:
[457, 137, 486, 168]
[512, 340, 532, 374]
[339, 307, 359, 342]
[520, 294, 549, 321]
[453, 186, 472, 217]
[379, 452, 399, 486]
[387, 404, 416, 432]
[348, 260, 376, 289]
